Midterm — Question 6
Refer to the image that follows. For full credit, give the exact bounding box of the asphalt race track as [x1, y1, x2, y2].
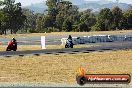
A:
[0, 35, 132, 87]
[0, 41, 132, 57]
[1, 32, 132, 57]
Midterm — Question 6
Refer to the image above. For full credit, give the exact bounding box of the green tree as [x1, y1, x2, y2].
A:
[57, 1, 78, 31]
[112, 6, 123, 30]
[13, 3, 26, 33]
[0, 11, 4, 34]
[22, 8, 37, 32]
[78, 22, 88, 32]
[62, 17, 72, 32]
[46, 0, 59, 27]
[123, 6, 132, 29]
[2, 0, 26, 34]
[93, 8, 113, 31]
[45, 0, 78, 32]
[55, 13, 64, 31]
[78, 9, 96, 32]
[36, 14, 43, 32]
[43, 15, 53, 28]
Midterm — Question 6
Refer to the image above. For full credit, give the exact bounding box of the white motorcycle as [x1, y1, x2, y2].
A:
[65, 39, 73, 48]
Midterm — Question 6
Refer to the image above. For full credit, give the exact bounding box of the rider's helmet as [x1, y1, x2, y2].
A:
[12, 37, 16, 42]
[68, 35, 72, 39]
[12, 37, 15, 40]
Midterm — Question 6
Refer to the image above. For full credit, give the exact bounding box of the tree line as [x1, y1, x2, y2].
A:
[0, 0, 132, 34]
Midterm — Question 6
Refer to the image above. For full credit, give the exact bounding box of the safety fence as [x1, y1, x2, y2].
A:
[61, 35, 132, 45]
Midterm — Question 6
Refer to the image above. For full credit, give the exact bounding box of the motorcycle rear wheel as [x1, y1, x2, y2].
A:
[65, 44, 68, 48]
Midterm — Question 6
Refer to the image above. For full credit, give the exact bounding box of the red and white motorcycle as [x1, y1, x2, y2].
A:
[6, 41, 17, 51]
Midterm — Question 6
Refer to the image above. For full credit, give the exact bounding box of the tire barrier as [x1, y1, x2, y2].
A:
[61, 35, 132, 45]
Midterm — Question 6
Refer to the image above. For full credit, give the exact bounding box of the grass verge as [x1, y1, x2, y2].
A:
[0, 50, 131, 84]
[0, 30, 132, 38]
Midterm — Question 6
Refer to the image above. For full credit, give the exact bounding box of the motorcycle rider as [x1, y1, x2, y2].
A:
[6, 37, 17, 51]
[12, 37, 16, 43]
[65, 35, 73, 48]
[12, 37, 17, 51]
[67, 35, 73, 44]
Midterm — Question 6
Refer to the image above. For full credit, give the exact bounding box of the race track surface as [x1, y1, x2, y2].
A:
[0, 41, 132, 56]
[1, 32, 132, 45]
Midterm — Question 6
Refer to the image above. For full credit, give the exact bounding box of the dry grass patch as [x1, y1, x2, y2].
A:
[0, 50, 132, 84]
[1, 30, 132, 38]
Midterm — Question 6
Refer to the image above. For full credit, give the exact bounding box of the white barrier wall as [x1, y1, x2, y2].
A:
[125, 35, 132, 41]
[72, 37, 78, 44]
[61, 38, 67, 45]
[61, 35, 132, 45]
[61, 37, 79, 45]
